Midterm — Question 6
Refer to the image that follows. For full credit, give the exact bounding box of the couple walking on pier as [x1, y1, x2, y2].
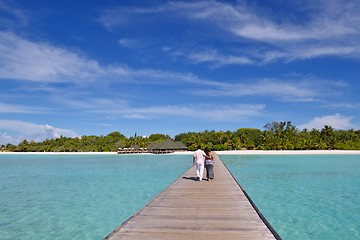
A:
[193, 145, 214, 182]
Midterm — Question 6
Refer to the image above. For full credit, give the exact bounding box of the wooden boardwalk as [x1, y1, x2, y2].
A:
[105, 153, 281, 240]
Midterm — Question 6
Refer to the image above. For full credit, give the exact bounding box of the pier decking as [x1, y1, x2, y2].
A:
[105, 153, 281, 240]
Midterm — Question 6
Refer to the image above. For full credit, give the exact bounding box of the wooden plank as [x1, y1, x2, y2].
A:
[105, 153, 281, 240]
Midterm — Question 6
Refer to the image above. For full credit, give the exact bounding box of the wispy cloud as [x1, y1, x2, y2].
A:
[260, 45, 360, 63]
[324, 102, 360, 110]
[0, 30, 348, 109]
[298, 113, 354, 130]
[0, 31, 105, 83]
[0, 132, 15, 145]
[171, 48, 253, 67]
[62, 96, 265, 122]
[109, 103, 266, 121]
[185, 1, 360, 45]
[0, 31, 198, 85]
[99, 0, 360, 65]
[0, 102, 47, 113]
[0, 0, 29, 28]
[189, 77, 347, 102]
[118, 38, 141, 48]
[198, 0, 360, 61]
[0, 119, 77, 145]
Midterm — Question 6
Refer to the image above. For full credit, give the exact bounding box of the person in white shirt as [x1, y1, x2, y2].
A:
[193, 145, 206, 181]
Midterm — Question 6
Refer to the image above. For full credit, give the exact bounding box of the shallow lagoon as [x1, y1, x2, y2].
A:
[1, 153, 359, 239]
[0, 154, 192, 239]
[221, 154, 360, 240]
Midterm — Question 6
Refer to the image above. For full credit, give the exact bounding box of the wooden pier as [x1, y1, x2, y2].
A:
[105, 153, 281, 240]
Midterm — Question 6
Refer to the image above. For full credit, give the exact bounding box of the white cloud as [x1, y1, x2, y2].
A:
[0, 102, 47, 113]
[0, 0, 29, 27]
[0, 31, 105, 82]
[99, 1, 360, 64]
[87, 102, 265, 121]
[0, 119, 77, 145]
[0, 30, 347, 115]
[0, 31, 203, 85]
[0, 31, 348, 105]
[190, 78, 346, 102]
[191, 1, 360, 42]
[324, 102, 360, 109]
[123, 114, 147, 119]
[118, 38, 140, 48]
[298, 113, 354, 130]
[179, 48, 253, 66]
[262, 45, 360, 63]
[196, 0, 360, 61]
[0, 132, 16, 145]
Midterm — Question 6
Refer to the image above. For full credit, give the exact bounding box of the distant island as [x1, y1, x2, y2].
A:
[1, 121, 360, 152]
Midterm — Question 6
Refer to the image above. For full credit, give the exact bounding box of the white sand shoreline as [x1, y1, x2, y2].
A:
[172, 150, 360, 155]
[215, 150, 360, 155]
[0, 151, 118, 155]
[1, 150, 359, 155]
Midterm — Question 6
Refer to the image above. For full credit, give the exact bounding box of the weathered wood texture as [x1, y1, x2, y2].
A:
[105, 153, 280, 240]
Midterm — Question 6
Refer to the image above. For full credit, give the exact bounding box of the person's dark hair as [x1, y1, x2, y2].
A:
[204, 147, 210, 154]
[197, 145, 201, 149]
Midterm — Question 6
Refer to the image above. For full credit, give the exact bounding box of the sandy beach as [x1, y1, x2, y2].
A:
[1, 150, 360, 155]
[0, 151, 118, 155]
[214, 150, 360, 155]
[171, 150, 360, 155]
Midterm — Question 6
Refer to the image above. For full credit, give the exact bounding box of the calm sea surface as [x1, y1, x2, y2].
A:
[1, 154, 359, 240]
[0, 154, 192, 240]
[220, 154, 360, 240]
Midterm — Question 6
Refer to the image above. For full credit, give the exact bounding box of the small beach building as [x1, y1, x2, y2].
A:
[117, 145, 148, 154]
[148, 139, 188, 154]
[117, 140, 187, 154]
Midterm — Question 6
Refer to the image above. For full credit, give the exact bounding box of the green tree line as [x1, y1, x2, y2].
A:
[1, 122, 360, 152]
[176, 122, 360, 151]
[1, 132, 171, 152]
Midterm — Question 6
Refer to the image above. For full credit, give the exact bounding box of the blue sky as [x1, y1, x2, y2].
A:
[1, 0, 360, 145]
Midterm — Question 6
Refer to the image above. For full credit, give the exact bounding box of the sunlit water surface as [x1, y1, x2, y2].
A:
[1, 154, 360, 240]
[220, 154, 360, 240]
[0, 154, 192, 239]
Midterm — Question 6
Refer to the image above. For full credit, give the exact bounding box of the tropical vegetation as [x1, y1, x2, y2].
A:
[1, 122, 360, 152]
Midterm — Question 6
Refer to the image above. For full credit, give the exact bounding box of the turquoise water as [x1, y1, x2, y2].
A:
[0, 154, 193, 240]
[1, 154, 360, 240]
[220, 154, 360, 240]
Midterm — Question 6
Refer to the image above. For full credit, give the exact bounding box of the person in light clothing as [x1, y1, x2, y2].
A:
[193, 145, 206, 181]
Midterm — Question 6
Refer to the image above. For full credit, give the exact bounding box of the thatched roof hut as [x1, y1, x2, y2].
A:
[149, 139, 187, 154]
